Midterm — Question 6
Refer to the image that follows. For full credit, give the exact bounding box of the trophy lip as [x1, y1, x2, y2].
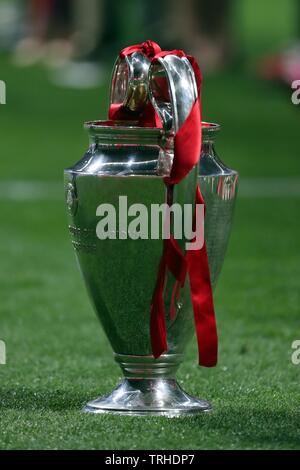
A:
[84, 120, 220, 135]
[84, 120, 165, 139]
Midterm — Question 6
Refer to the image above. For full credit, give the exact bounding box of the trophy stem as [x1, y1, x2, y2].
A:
[83, 354, 212, 416]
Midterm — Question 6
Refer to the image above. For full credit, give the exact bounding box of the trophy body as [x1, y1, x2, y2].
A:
[199, 124, 238, 288]
[64, 121, 238, 416]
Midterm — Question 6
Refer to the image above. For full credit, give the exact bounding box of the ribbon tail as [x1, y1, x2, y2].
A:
[188, 245, 218, 367]
[187, 186, 218, 367]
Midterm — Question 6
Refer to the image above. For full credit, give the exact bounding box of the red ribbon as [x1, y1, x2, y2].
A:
[120, 40, 161, 59]
[108, 43, 218, 367]
[186, 187, 218, 367]
[150, 236, 188, 356]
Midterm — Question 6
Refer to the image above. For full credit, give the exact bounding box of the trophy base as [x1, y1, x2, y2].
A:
[83, 379, 212, 417]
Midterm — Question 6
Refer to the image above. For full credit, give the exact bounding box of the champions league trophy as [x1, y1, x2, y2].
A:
[64, 42, 238, 416]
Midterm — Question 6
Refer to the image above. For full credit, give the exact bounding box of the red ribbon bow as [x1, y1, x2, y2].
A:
[120, 40, 161, 59]
[108, 42, 218, 368]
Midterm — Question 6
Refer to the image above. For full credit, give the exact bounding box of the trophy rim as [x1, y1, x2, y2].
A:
[84, 120, 220, 135]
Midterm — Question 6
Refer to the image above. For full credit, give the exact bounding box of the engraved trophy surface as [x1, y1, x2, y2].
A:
[64, 50, 238, 416]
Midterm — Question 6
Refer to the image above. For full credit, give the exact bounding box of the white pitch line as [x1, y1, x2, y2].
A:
[239, 178, 300, 198]
[0, 181, 63, 201]
[0, 178, 299, 201]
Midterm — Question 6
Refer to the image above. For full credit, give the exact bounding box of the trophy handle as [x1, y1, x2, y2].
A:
[148, 54, 198, 133]
[109, 51, 151, 114]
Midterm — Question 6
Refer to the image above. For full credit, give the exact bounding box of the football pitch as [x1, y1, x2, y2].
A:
[0, 32, 300, 449]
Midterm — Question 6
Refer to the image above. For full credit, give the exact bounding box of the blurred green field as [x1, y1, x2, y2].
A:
[1, 0, 300, 448]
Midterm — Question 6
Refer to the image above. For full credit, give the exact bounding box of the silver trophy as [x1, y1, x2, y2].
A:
[64, 52, 238, 416]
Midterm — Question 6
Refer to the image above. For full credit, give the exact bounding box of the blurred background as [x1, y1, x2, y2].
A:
[0, 0, 300, 450]
[0, 0, 299, 179]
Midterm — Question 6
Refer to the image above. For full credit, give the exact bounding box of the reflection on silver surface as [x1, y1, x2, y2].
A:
[110, 52, 151, 114]
[65, 120, 238, 416]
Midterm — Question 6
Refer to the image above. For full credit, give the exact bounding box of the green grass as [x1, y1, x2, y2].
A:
[1, 3, 300, 448]
[0, 197, 299, 450]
